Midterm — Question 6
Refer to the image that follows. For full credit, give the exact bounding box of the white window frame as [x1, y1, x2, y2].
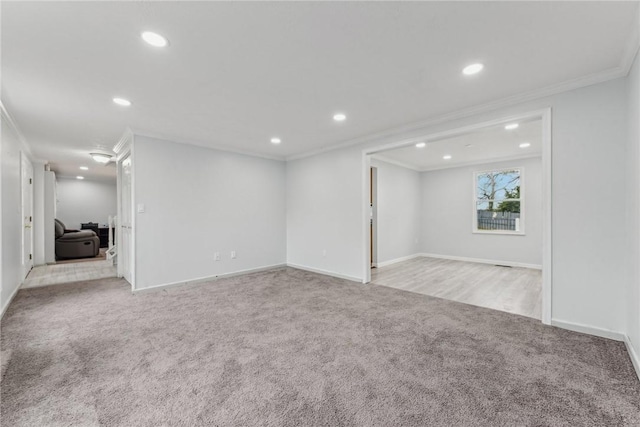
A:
[472, 167, 525, 235]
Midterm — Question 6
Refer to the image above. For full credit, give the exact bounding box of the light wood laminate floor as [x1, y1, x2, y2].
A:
[371, 257, 542, 319]
[22, 259, 117, 289]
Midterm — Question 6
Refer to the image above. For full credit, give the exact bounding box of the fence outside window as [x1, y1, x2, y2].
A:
[476, 210, 520, 231]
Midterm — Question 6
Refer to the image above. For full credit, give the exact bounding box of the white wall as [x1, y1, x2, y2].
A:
[626, 48, 640, 366]
[287, 147, 363, 280]
[370, 158, 421, 265]
[133, 136, 286, 290]
[286, 77, 628, 336]
[56, 178, 117, 230]
[420, 157, 542, 267]
[1, 110, 31, 315]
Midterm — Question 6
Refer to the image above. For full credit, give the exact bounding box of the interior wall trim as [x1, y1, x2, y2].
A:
[1, 282, 21, 320]
[376, 253, 423, 268]
[419, 253, 542, 270]
[113, 127, 134, 156]
[624, 334, 640, 382]
[0, 101, 34, 160]
[287, 39, 637, 163]
[373, 153, 542, 173]
[132, 263, 288, 294]
[128, 128, 285, 162]
[286, 263, 362, 283]
[550, 318, 625, 341]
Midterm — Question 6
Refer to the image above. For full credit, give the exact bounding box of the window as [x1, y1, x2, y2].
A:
[473, 168, 523, 234]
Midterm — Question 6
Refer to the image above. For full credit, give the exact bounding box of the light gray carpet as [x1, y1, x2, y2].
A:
[1, 267, 639, 426]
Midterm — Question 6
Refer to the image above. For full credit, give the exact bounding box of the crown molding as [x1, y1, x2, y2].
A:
[286, 13, 640, 163]
[286, 64, 627, 163]
[115, 11, 640, 167]
[0, 100, 34, 159]
[113, 127, 134, 156]
[56, 174, 116, 184]
[621, 3, 640, 75]
[418, 153, 541, 172]
[126, 127, 286, 162]
[370, 155, 422, 172]
[371, 152, 541, 173]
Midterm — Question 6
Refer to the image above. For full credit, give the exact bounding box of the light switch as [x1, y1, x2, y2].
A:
[137, 204, 145, 213]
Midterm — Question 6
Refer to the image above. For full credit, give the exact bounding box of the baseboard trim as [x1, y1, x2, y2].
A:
[1, 283, 22, 319]
[132, 263, 287, 294]
[377, 253, 422, 268]
[420, 253, 542, 270]
[550, 318, 625, 341]
[624, 335, 640, 382]
[286, 263, 362, 283]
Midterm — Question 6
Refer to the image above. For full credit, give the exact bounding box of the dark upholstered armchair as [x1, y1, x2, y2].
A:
[55, 219, 100, 260]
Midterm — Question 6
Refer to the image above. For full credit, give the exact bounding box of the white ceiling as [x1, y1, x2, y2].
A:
[372, 118, 542, 171]
[2, 2, 638, 181]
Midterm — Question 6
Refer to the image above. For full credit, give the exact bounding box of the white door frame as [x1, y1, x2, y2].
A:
[361, 108, 553, 325]
[20, 152, 34, 280]
[114, 129, 135, 291]
[370, 166, 378, 268]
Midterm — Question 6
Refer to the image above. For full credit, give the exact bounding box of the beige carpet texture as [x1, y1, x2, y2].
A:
[1, 268, 639, 426]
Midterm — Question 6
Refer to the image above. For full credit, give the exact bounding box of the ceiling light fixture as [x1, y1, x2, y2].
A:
[519, 142, 531, 148]
[333, 113, 346, 122]
[505, 123, 519, 130]
[76, 176, 85, 180]
[113, 97, 131, 107]
[415, 142, 426, 148]
[79, 166, 89, 170]
[90, 153, 113, 164]
[462, 63, 484, 75]
[141, 31, 169, 47]
[270, 137, 281, 144]
[443, 155, 452, 160]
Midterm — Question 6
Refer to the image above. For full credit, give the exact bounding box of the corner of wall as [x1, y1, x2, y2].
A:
[624, 335, 640, 381]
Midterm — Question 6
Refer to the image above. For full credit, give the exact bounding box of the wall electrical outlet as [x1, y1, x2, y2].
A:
[231, 250, 236, 259]
[214, 252, 221, 261]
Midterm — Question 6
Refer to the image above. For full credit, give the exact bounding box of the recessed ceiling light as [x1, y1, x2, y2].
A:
[505, 123, 519, 130]
[113, 97, 131, 107]
[141, 31, 168, 47]
[519, 142, 531, 148]
[76, 176, 85, 180]
[270, 137, 281, 144]
[462, 63, 484, 75]
[79, 166, 89, 170]
[415, 142, 426, 148]
[443, 155, 452, 160]
[333, 113, 346, 122]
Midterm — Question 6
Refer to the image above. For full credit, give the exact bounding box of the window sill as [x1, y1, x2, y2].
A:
[472, 230, 526, 236]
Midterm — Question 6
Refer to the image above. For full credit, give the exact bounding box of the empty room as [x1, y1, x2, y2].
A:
[2, 1, 640, 426]
[369, 117, 544, 319]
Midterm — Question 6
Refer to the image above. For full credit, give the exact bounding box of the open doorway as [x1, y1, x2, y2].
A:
[53, 174, 117, 265]
[363, 110, 551, 323]
[22, 163, 118, 289]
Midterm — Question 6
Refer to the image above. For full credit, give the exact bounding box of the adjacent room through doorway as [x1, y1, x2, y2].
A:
[21, 164, 118, 288]
[367, 115, 545, 320]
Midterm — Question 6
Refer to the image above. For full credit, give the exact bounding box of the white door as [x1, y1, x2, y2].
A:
[120, 154, 133, 284]
[21, 153, 34, 279]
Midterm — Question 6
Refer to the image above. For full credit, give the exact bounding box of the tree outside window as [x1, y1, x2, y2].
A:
[474, 168, 523, 233]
